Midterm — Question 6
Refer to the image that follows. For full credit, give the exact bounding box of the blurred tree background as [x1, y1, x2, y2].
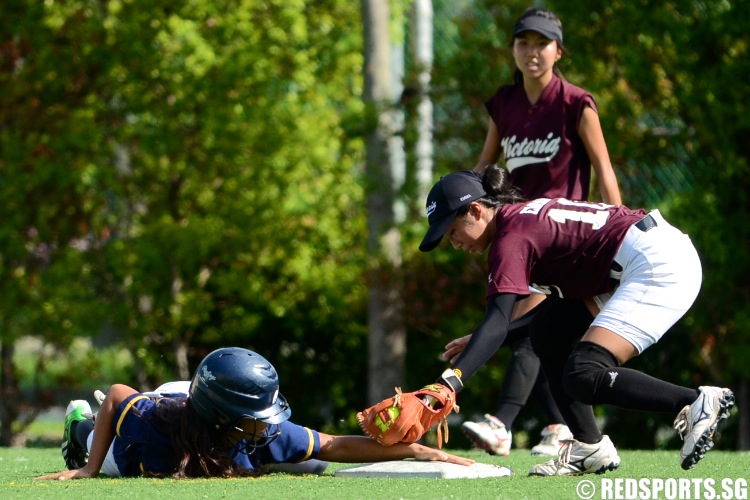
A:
[1, 0, 747, 451]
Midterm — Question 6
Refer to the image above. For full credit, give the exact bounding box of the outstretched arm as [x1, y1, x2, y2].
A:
[445, 293, 518, 388]
[474, 118, 501, 173]
[579, 106, 621, 205]
[316, 434, 474, 466]
[36, 384, 138, 480]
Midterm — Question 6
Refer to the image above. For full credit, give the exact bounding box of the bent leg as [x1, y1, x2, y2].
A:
[530, 299, 601, 444]
[564, 332, 698, 412]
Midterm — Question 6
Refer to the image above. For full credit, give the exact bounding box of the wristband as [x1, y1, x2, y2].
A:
[437, 368, 464, 393]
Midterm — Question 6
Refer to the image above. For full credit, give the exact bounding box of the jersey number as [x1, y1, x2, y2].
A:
[548, 208, 610, 230]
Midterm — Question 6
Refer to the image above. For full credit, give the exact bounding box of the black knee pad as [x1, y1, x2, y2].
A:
[563, 341, 618, 404]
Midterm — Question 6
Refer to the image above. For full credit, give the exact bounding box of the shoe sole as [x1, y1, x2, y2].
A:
[461, 427, 510, 457]
[528, 460, 620, 476]
[596, 461, 621, 474]
[680, 390, 735, 470]
[61, 440, 88, 470]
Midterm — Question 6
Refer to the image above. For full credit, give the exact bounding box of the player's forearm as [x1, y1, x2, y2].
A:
[317, 435, 396, 462]
[449, 293, 516, 384]
[474, 119, 500, 173]
[317, 435, 436, 462]
[597, 172, 622, 206]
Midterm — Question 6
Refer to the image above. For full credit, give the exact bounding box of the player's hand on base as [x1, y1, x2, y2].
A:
[443, 334, 472, 364]
[35, 467, 98, 480]
[412, 444, 475, 466]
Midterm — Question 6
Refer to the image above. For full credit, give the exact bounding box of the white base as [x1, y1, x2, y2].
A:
[334, 460, 513, 479]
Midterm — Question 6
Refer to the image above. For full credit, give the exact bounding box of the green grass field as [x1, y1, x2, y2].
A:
[2, 447, 748, 500]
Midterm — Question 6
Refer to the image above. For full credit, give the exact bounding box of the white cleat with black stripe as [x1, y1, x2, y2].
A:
[674, 386, 734, 470]
[529, 435, 620, 476]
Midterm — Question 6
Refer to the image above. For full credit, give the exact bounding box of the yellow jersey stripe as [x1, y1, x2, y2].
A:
[116, 395, 149, 437]
[302, 427, 315, 461]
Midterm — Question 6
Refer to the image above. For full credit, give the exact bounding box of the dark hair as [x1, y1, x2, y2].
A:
[456, 164, 524, 217]
[143, 397, 261, 479]
[511, 8, 567, 85]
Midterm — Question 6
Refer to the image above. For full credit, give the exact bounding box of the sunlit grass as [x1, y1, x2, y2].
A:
[3, 447, 748, 500]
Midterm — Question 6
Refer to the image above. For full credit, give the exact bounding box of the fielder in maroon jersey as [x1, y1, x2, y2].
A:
[421, 167, 734, 476]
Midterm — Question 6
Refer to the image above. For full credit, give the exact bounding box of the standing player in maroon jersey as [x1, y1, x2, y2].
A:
[460, 7, 621, 458]
[421, 167, 733, 475]
[476, 7, 619, 202]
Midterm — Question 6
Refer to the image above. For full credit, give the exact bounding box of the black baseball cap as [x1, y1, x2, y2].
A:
[512, 15, 563, 44]
[419, 171, 486, 252]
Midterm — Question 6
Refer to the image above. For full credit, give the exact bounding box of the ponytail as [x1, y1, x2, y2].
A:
[481, 164, 524, 204]
[457, 164, 524, 217]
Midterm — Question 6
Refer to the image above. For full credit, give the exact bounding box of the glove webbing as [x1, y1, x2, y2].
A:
[395, 387, 457, 448]
[419, 387, 459, 448]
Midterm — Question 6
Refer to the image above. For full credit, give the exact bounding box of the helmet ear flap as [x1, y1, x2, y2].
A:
[188, 387, 230, 430]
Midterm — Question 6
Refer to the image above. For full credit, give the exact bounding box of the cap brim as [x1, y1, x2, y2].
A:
[513, 17, 563, 44]
[515, 27, 558, 41]
[419, 211, 456, 252]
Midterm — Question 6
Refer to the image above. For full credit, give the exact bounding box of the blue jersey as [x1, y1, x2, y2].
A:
[112, 393, 321, 476]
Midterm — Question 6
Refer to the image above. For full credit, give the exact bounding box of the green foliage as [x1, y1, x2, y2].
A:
[14, 336, 133, 392]
[1, 0, 368, 433]
[669, 159, 750, 381]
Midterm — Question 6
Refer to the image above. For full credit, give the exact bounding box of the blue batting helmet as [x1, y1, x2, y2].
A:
[189, 347, 291, 429]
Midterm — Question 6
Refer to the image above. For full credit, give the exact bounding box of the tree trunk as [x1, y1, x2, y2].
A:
[174, 336, 190, 381]
[362, 0, 406, 405]
[738, 377, 749, 450]
[0, 341, 19, 446]
[410, 0, 434, 201]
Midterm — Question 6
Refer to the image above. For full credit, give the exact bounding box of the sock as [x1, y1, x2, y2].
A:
[73, 418, 95, 449]
[565, 341, 699, 412]
[534, 370, 566, 425]
[496, 403, 523, 428]
[544, 364, 602, 444]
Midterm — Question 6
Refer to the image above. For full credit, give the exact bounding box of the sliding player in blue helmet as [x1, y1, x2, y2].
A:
[38, 348, 474, 480]
[188, 347, 292, 462]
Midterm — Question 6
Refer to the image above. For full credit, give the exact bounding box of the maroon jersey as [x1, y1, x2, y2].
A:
[487, 198, 647, 299]
[485, 76, 596, 201]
